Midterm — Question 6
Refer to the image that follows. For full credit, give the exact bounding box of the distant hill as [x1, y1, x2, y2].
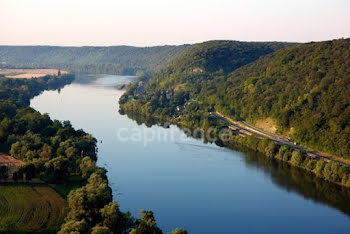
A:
[163, 40, 292, 73]
[121, 39, 350, 158]
[0, 45, 190, 75]
[144, 40, 292, 93]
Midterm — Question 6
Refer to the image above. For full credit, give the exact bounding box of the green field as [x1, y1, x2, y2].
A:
[0, 184, 67, 233]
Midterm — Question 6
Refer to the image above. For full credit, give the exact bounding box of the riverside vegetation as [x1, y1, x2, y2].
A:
[0, 74, 187, 233]
[119, 39, 350, 188]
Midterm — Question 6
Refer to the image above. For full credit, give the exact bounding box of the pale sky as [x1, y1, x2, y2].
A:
[1, 0, 349, 46]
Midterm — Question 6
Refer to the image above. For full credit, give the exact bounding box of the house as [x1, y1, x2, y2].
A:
[0, 154, 24, 180]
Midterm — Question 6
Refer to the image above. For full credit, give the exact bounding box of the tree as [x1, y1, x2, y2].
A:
[306, 159, 316, 170]
[315, 160, 325, 177]
[129, 210, 162, 234]
[100, 202, 133, 234]
[278, 145, 292, 161]
[265, 141, 279, 158]
[170, 228, 188, 234]
[58, 219, 88, 234]
[91, 226, 112, 234]
[44, 156, 69, 182]
[323, 161, 341, 182]
[79, 156, 96, 179]
[257, 138, 269, 153]
[323, 162, 333, 181]
[39, 143, 52, 160]
[64, 170, 112, 228]
[130, 210, 163, 234]
[290, 150, 303, 166]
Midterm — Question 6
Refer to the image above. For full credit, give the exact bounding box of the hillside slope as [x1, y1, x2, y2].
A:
[121, 39, 350, 158]
[144, 40, 291, 90]
[219, 39, 350, 158]
[0, 45, 189, 75]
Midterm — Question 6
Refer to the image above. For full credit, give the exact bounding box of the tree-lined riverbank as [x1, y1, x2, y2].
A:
[29, 74, 350, 234]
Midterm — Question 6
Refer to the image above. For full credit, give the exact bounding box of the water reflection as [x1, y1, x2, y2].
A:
[242, 147, 350, 216]
[31, 74, 350, 233]
[122, 111, 350, 217]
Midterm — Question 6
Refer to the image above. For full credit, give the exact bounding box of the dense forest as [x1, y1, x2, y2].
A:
[120, 39, 349, 159]
[0, 45, 189, 75]
[120, 39, 350, 187]
[218, 39, 350, 158]
[0, 75, 186, 233]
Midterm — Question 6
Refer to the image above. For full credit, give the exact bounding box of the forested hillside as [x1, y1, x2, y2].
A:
[218, 39, 350, 158]
[0, 45, 189, 75]
[161, 40, 291, 74]
[120, 40, 292, 111]
[120, 39, 350, 159]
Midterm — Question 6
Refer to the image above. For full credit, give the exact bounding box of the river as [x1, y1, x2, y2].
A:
[30, 74, 350, 234]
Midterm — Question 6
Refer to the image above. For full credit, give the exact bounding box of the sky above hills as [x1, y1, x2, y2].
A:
[1, 0, 349, 46]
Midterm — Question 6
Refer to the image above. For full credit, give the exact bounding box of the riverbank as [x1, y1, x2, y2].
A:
[213, 111, 350, 166]
[30, 74, 350, 233]
[0, 73, 123, 233]
[120, 100, 350, 188]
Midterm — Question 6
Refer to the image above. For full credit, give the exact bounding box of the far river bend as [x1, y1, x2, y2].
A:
[30, 74, 350, 234]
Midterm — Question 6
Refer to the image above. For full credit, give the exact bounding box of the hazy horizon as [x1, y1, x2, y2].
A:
[1, 0, 350, 47]
[0, 39, 347, 48]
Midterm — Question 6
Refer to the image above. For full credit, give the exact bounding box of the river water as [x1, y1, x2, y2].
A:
[30, 74, 350, 234]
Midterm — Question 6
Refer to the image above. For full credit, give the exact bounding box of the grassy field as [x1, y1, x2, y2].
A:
[0, 184, 67, 233]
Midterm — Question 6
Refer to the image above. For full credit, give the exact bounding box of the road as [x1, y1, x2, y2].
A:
[211, 111, 348, 166]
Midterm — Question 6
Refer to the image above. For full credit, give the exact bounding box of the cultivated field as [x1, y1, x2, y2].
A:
[0, 68, 67, 79]
[0, 185, 67, 233]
